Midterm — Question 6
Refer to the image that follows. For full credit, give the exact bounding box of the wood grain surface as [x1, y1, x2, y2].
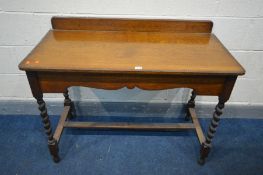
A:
[19, 30, 245, 75]
[51, 17, 213, 33]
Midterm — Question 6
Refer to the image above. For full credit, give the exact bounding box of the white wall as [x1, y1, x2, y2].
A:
[0, 0, 263, 105]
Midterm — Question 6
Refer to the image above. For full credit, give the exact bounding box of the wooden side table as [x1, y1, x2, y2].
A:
[18, 17, 245, 164]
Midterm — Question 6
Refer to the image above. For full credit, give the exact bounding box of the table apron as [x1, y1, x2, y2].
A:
[33, 72, 233, 96]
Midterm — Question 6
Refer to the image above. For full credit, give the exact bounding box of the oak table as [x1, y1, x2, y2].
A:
[18, 17, 245, 164]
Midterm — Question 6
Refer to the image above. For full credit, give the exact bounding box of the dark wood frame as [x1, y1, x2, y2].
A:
[26, 70, 237, 164]
[20, 17, 244, 165]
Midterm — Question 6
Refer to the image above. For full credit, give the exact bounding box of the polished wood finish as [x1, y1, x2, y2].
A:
[37, 72, 227, 95]
[26, 71, 60, 162]
[52, 17, 213, 33]
[19, 30, 244, 75]
[198, 76, 237, 165]
[37, 98, 59, 162]
[199, 100, 225, 165]
[19, 17, 245, 164]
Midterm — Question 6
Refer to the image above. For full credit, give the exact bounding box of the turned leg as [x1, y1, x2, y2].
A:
[198, 100, 225, 165]
[37, 97, 60, 163]
[63, 89, 76, 118]
[185, 90, 196, 121]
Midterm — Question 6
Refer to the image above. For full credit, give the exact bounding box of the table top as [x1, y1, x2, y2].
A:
[19, 29, 245, 75]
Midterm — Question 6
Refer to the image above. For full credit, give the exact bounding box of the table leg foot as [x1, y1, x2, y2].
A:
[52, 156, 60, 163]
[199, 143, 210, 165]
[185, 90, 196, 121]
[48, 140, 60, 163]
[198, 158, 205, 165]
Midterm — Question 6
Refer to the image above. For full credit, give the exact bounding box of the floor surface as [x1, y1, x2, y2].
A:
[0, 115, 262, 175]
